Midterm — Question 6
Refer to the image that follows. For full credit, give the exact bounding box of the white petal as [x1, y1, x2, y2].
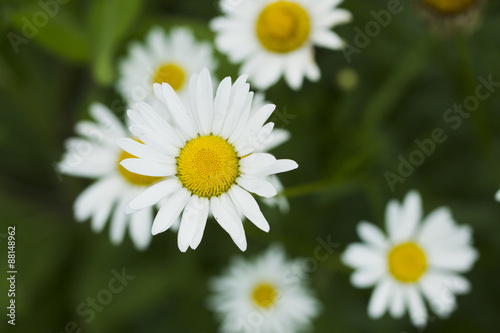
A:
[357, 221, 388, 250]
[417, 207, 454, 245]
[91, 183, 120, 233]
[128, 122, 181, 157]
[190, 200, 209, 250]
[427, 247, 478, 272]
[120, 158, 176, 177]
[116, 137, 173, 164]
[419, 273, 458, 318]
[89, 103, 126, 138]
[389, 286, 405, 319]
[228, 91, 253, 144]
[212, 76, 232, 135]
[284, 50, 307, 90]
[341, 243, 384, 269]
[129, 206, 153, 251]
[235, 122, 275, 156]
[368, 279, 393, 319]
[351, 267, 384, 288]
[228, 185, 270, 232]
[155, 83, 198, 138]
[235, 104, 276, 148]
[312, 30, 344, 49]
[195, 68, 214, 135]
[131, 103, 184, 147]
[385, 199, 402, 243]
[256, 128, 290, 153]
[109, 192, 131, 245]
[396, 190, 422, 241]
[151, 189, 191, 235]
[210, 194, 247, 251]
[495, 189, 500, 202]
[220, 76, 250, 139]
[241, 157, 298, 177]
[126, 178, 182, 213]
[177, 196, 209, 252]
[236, 177, 277, 198]
[406, 286, 427, 327]
[74, 176, 119, 222]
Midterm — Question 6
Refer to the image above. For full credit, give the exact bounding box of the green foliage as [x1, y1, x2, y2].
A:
[1, 0, 500, 332]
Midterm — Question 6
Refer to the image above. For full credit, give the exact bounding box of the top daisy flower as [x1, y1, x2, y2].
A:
[341, 191, 478, 327]
[117, 68, 298, 252]
[116, 27, 217, 118]
[210, 0, 352, 90]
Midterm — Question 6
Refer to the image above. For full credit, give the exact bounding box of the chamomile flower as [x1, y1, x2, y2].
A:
[415, 0, 486, 36]
[342, 191, 478, 327]
[117, 26, 217, 118]
[208, 246, 320, 333]
[210, 0, 352, 90]
[117, 68, 298, 252]
[59, 103, 163, 251]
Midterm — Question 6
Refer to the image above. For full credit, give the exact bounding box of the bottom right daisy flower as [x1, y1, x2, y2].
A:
[341, 190, 478, 327]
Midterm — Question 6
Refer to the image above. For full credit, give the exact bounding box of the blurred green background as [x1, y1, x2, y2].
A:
[1, 0, 500, 332]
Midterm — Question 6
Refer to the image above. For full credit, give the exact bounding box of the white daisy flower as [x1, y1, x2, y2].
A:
[341, 190, 479, 327]
[208, 246, 320, 333]
[117, 68, 298, 252]
[59, 103, 164, 251]
[210, 0, 352, 90]
[117, 26, 217, 118]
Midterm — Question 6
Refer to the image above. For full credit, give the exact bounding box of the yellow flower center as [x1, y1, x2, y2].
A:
[388, 242, 427, 283]
[152, 63, 186, 91]
[423, 0, 476, 14]
[256, 1, 310, 53]
[176, 135, 239, 198]
[118, 147, 163, 186]
[252, 283, 277, 308]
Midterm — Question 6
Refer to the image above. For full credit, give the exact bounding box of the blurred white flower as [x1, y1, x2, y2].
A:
[59, 103, 163, 251]
[211, 0, 351, 90]
[342, 190, 478, 327]
[117, 26, 217, 119]
[117, 68, 298, 252]
[208, 246, 320, 333]
[416, 0, 486, 36]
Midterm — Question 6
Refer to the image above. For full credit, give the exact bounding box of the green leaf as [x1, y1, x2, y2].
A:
[9, 5, 90, 62]
[87, 0, 142, 85]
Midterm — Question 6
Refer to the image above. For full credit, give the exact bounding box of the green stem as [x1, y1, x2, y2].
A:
[456, 35, 496, 174]
[361, 36, 433, 130]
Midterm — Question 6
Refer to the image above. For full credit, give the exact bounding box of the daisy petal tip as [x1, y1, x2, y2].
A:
[151, 223, 166, 236]
[123, 205, 136, 215]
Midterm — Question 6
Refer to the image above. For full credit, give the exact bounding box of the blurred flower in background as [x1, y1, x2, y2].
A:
[342, 191, 479, 327]
[58, 103, 163, 251]
[415, 0, 487, 36]
[116, 26, 218, 120]
[211, 0, 352, 90]
[208, 245, 320, 333]
[118, 68, 298, 252]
